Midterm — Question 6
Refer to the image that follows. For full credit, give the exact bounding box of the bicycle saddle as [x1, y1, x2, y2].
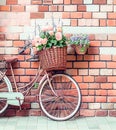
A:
[4, 57, 18, 63]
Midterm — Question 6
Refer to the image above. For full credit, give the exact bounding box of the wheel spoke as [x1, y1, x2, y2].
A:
[39, 73, 81, 121]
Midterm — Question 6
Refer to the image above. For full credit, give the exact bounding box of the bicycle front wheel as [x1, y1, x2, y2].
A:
[39, 73, 81, 121]
[0, 75, 12, 114]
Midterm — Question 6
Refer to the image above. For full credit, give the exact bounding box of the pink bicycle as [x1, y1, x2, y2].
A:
[0, 44, 81, 121]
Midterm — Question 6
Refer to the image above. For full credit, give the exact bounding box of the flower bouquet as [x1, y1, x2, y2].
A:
[33, 18, 68, 71]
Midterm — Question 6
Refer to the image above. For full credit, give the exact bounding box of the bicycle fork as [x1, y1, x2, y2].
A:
[46, 72, 58, 97]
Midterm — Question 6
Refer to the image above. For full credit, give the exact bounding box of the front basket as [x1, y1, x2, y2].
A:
[39, 46, 67, 71]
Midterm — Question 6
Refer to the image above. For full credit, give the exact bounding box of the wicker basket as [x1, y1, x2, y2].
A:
[39, 46, 67, 71]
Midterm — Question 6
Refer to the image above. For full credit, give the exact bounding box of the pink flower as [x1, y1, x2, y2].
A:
[55, 32, 62, 41]
[49, 31, 54, 36]
[41, 26, 48, 32]
[47, 25, 53, 31]
[56, 26, 62, 32]
[41, 25, 53, 32]
[42, 38, 48, 45]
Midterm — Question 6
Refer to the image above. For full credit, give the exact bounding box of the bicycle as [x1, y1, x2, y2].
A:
[0, 44, 81, 121]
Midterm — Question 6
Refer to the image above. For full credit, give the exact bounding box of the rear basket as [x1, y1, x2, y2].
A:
[39, 47, 67, 71]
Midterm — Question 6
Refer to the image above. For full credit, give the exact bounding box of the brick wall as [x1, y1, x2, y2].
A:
[0, 0, 116, 117]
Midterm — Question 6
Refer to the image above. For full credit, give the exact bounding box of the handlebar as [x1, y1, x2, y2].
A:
[18, 40, 39, 62]
[18, 42, 31, 54]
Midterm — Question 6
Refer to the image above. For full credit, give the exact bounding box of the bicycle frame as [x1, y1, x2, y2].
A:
[0, 61, 57, 107]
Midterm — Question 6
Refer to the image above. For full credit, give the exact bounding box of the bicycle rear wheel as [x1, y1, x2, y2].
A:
[0, 74, 12, 114]
[39, 73, 81, 121]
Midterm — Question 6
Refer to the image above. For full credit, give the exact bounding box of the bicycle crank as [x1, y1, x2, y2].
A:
[0, 92, 24, 106]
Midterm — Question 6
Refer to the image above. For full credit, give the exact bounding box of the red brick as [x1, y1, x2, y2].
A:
[14, 69, 25, 75]
[72, 0, 83, 4]
[108, 97, 116, 102]
[88, 47, 99, 54]
[58, 5, 63, 11]
[25, 96, 36, 102]
[20, 62, 30, 68]
[31, 62, 39, 68]
[4, 109, 16, 117]
[93, 0, 106, 4]
[0, 5, 10, 11]
[108, 90, 116, 96]
[109, 111, 116, 117]
[78, 5, 86, 12]
[16, 110, 29, 116]
[66, 69, 77, 75]
[49, 5, 57, 11]
[64, 0, 71, 4]
[0, 27, 7, 32]
[21, 103, 31, 109]
[89, 90, 95, 95]
[73, 76, 83, 82]
[74, 62, 88, 68]
[95, 55, 100, 61]
[89, 34, 95, 41]
[6, 33, 19, 40]
[113, 41, 116, 47]
[100, 19, 107, 26]
[108, 76, 116, 82]
[71, 19, 78, 26]
[89, 62, 106, 68]
[95, 76, 107, 83]
[0, 34, 5, 40]
[107, 20, 116, 26]
[101, 83, 112, 89]
[83, 12, 92, 18]
[108, 34, 116, 40]
[112, 55, 116, 61]
[95, 96, 106, 102]
[80, 109, 95, 116]
[13, 41, 24, 47]
[83, 76, 94, 82]
[6, 0, 18, 5]
[32, 0, 42, 4]
[100, 55, 111, 60]
[71, 12, 82, 18]
[26, 69, 37, 75]
[101, 41, 112, 46]
[107, 62, 116, 68]
[96, 90, 107, 96]
[114, 0, 116, 4]
[96, 110, 108, 116]
[84, 55, 95, 61]
[62, 12, 70, 18]
[108, 13, 116, 19]
[79, 83, 88, 89]
[81, 103, 88, 109]
[89, 83, 100, 89]
[20, 76, 30, 82]
[82, 96, 94, 102]
[81, 90, 88, 95]
[39, 5, 49, 12]
[90, 41, 101, 47]
[77, 55, 83, 60]
[30, 13, 44, 19]
[11, 5, 25, 12]
[29, 109, 41, 116]
[67, 55, 76, 61]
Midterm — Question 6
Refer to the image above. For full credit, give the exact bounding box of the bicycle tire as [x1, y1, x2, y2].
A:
[0, 75, 12, 114]
[39, 73, 81, 121]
